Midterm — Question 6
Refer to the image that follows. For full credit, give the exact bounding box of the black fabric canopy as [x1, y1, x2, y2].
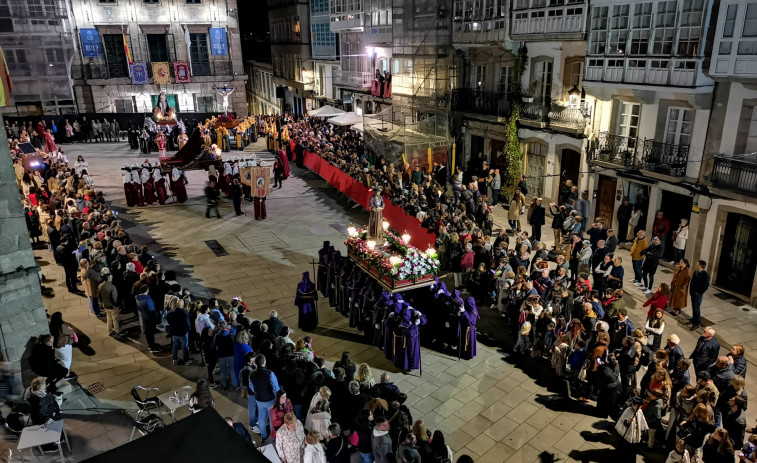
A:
[84, 408, 271, 463]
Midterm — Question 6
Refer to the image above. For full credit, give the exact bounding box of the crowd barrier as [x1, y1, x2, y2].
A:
[303, 151, 437, 250]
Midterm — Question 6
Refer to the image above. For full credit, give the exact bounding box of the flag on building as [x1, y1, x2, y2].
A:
[122, 30, 133, 65]
[152, 62, 171, 84]
[173, 61, 191, 83]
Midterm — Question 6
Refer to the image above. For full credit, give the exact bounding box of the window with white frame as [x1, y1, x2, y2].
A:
[610, 4, 629, 30]
[532, 59, 553, 102]
[497, 65, 513, 93]
[589, 6, 608, 55]
[472, 64, 486, 88]
[723, 4, 738, 37]
[677, 0, 704, 55]
[616, 101, 640, 139]
[609, 29, 628, 54]
[632, 2, 652, 29]
[745, 106, 757, 152]
[514, 0, 529, 8]
[664, 107, 693, 146]
[652, 1, 676, 54]
[630, 29, 650, 55]
[744, 3, 757, 37]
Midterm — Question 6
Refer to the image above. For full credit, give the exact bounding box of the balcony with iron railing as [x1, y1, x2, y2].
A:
[334, 69, 372, 88]
[510, 5, 586, 39]
[641, 139, 689, 177]
[451, 88, 512, 117]
[589, 132, 639, 169]
[589, 133, 691, 178]
[518, 100, 590, 135]
[710, 155, 757, 197]
[584, 57, 703, 87]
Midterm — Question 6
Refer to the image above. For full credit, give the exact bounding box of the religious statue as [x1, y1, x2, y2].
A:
[215, 86, 236, 115]
[152, 91, 176, 122]
[368, 186, 385, 240]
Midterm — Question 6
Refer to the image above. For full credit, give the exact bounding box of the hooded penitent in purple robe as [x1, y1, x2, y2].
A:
[461, 297, 479, 360]
[327, 250, 342, 308]
[372, 292, 393, 348]
[317, 241, 330, 296]
[296, 271, 319, 331]
[395, 308, 427, 371]
[348, 273, 367, 328]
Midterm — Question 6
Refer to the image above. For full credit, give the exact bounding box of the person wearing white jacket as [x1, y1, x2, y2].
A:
[305, 386, 331, 435]
[672, 219, 689, 264]
[303, 431, 327, 463]
[616, 396, 649, 444]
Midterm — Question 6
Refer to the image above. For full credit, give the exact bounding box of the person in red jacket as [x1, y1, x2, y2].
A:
[642, 283, 670, 319]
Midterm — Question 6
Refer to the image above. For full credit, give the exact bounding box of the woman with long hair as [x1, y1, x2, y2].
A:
[355, 363, 375, 392]
[645, 309, 666, 351]
[701, 428, 735, 463]
[188, 378, 214, 413]
[425, 430, 453, 462]
[669, 259, 692, 317]
[411, 419, 431, 454]
[642, 283, 670, 319]
[679, 403, 716, 457]
[270, 390, 294, 439]
[333, 351, 356, 381]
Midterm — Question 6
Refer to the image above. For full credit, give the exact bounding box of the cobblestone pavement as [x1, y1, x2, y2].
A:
[5, 139, 755, 462]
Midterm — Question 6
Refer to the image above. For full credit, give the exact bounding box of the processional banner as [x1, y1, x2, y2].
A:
[152, 62, 171, 84]
[173, 61, 191, 83]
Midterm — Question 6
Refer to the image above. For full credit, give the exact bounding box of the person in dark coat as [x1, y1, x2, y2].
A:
[296, 271, 319, 331]
[27, 377, 61, 425]
[640, 235, 663, 291]
[265, 310, 284, 336]
[617, 197, 632, 243]
[528, 197, 545, 243]
[690, 327, 721, 374]
[689, 260, 710, 330]
[29, 335, 68, 394]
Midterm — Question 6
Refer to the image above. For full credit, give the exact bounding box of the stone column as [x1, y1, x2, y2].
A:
[0, 116, 49, 394]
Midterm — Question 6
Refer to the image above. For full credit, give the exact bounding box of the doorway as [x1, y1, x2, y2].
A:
[491, 139, 505, 170]
[595, 175, 617, 225]
[560, 148, 581, 190]
[627, 182, 650, 234]
[659, 190, 693, 261]
[717, 213, 757, 297]
[470, 135, 485, 167]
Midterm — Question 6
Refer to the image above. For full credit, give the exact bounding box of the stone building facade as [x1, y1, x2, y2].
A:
[69, 0, 247, 116]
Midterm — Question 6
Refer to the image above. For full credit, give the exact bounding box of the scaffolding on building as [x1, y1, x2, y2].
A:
[363, 0, 452, 169]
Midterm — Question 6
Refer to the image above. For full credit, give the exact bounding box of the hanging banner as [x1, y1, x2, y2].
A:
[251, 166, 270, 198]
[122, 31, 133, 65]
[173, 61, 191, 83]
[131, 62, 148, 85]
[80, 28, 102, 58]
[152, 62, 171, 84]
[209, 27, 228, 55]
